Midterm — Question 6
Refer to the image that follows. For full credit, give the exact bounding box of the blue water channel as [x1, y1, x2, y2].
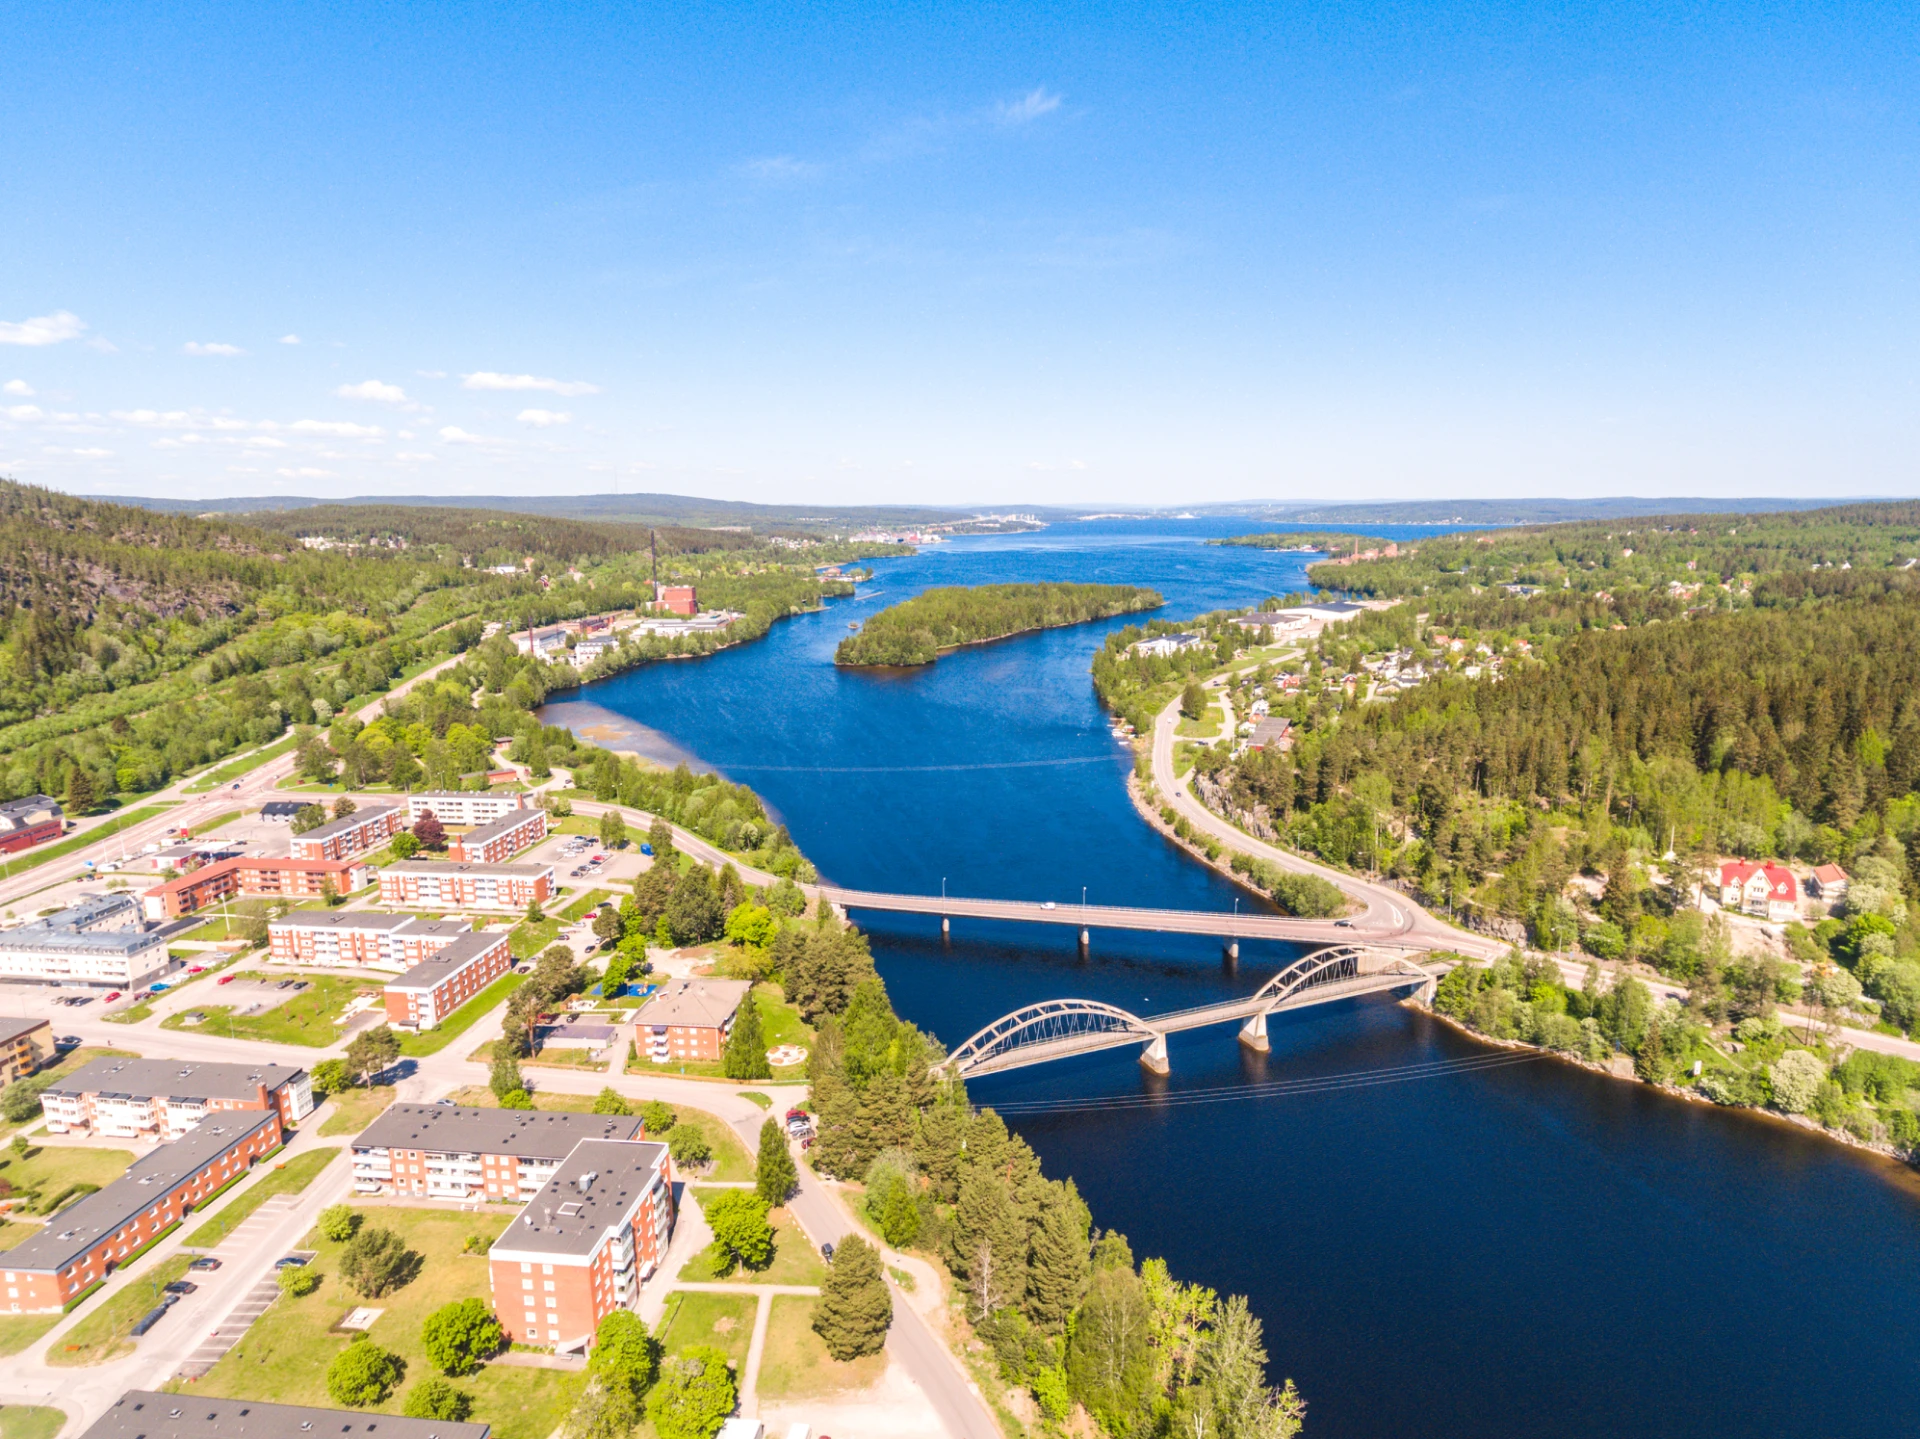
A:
[544, 520, 1920, 1438]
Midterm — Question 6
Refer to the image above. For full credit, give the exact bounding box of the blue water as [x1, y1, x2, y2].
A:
[546, 519, 1920, 1439]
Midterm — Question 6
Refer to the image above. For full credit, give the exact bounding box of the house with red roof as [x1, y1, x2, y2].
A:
[1807, 864, 1850, 904]
[1718, 860, 1799, 922]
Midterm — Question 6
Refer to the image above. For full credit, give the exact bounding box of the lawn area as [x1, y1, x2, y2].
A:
[0, 1312, 60, 1358]
[0, 1217, 38, 1249]
[0, 1143, 134, 1215]
[755, 1293, 886, 1402]
[184, 735, 299, 792]
[318, 1085, 397, 1137]
[0, 803, 174, 879]
[182, 1205, 583, 1439]
[677, 1195, 826, 1286]
[468, 1039, 608, 1070]
[559, 888, 613, 922]
[655, 1290, 756, 1371]
[197, 809, 246, 832]
[183, 1148, 340, 1250]
[159, 974, 380, 1045]
[446, 1086, 598, 1114]
[625, 985, 809, 1083]
[665, 1108, 754, 1183]
[398, 973, 523, 1057]
[508, 915, 562, 959]
[0, 1406, 67, 1439]
[48, 1255, 190, 1366]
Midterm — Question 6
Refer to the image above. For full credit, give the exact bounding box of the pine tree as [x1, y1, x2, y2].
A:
[1023, 1178, 1091, 1330]
[722, 991, 771, 1080]
[912, 1102, 965, 1201]
[848, 1071, 913, 1172]
[811, 1234, 891, 1360]
[948, 1170, 1028, 1318]
[755, 1118, 797, 1205]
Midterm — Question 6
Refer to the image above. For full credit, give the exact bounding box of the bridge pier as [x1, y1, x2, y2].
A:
[1224, 939, 1239, 961]
[1138, 1032, 1169, 1075]
[1418, 974, 1436, 1006]
[1238, 1010, 1269, 1053]
[941, 916, 950, 936]
[1079, 927, 1090, 950]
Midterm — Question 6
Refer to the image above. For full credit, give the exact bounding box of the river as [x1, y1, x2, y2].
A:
[543, 520, 1920, 1438]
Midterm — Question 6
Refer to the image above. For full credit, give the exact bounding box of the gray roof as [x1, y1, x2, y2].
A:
[272, 910, 415, 933]
[0, 893, 168, 957]
[0, 1015, 48, 1045]
[381, 860, 551, 877]
[458, 812, 542, 848]
[384, 933, 508, 992]
[492, 1138, 669, 1257]
[43, 1057, 306, 1103]
[0, 794, 60, 830]
[638, 978, 749, 1031]
[260, 801, 304, 818]
[295, 804, 401, 845]
[5, 1111, 281, 1273]
[353, 1103, 642, 1159]
[81, 1391, 488, 1439]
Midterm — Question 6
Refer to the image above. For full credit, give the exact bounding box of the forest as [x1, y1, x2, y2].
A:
[1210, 531, 1394, 554]
[836, 582, 1162, 666]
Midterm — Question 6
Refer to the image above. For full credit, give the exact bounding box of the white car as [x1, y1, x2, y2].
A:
[1041, 901, 1057, 909]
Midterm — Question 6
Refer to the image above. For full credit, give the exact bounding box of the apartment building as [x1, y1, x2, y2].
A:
[0, 893, 174, 988]
[140, 855, 371, 920]
[3, 1110, 283, 1311]
[407, 791, 529, 827]
[378, 860, 553, 912]
[0, 794, 63, 855]
[81, 1392, 490, 1439]
[382, 931, 513, 1028]
[40, 1057, 313, 1139]
[351, 1104, 643, 1200]
[448, 808, 547, 864]
[487, 1138, 675, 1351]
[635, 978, 750, 1064]
[0, 1017, 52, 1086]
[288, 804, 404, 862]
[267, 911, 477, 971]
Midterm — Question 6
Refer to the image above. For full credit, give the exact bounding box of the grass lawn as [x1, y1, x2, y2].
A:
[755, 1293, 886, 1401]
[180, 1205, 583, 1439]
[318, 1085, 397, 1137]
[508, 916, 562, 959]
[0, 1312, 60, 1358]
[666, 1108, 754, 1183]
[0, 1217, 39, 1249]
[398, 973, 524, 1057]
[0, 1406, 68, 1439]
[183, 1148, 340, 1250]
[0, 803, 175, 880]
[447, 1087, 597, 1114]
[197, 809, 247, 833]
[48, 1255, 191, 1366]
[654, 1290, 756, 1371]
[559, 888, 613, 922]
[160, 974, 380, 1046]
[184, 735, 299, 792]
[677, 1197, 826, 1287]
[0, 1143, 135, 1215]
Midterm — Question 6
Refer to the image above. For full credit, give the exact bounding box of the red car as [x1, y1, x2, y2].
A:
[104, 991, 122, 1001]
[216, 974, 236, 985]
[187, 965, 206, 974]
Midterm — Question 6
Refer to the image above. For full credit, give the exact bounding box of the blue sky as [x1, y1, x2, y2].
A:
[2, 2, 1916, 506]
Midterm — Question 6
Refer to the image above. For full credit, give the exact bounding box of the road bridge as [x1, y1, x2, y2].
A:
[819, 885, 1415, 953]
[938, 944, 1435, 1078]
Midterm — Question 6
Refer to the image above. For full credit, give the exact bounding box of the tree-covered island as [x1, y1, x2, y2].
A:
[836, 582, 1162, 667]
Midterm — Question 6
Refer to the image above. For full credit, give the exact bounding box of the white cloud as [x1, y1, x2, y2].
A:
[461, 371, 599, 397]
[3, 380, 33, 396]
[437, 425, 493, 444]
[996, 87, 1063, 125]
[278, 334, 302, 345]
[289, 419, 384, 438]
[516, 408, 571, 428]
[334, 379, 413, 406]
[395, 451, 438, 462]
[740, 155, 823, 181]
[0, 311, 87, 346]
[415, 369, 447, 379]
[4, 405, 45, 421]
[182, 341, 246, 357]
[72, 447, 113, 457]
[276, 466, 333, 478]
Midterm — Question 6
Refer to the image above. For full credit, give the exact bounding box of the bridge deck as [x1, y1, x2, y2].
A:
[957, 968, 1429, 1077]
[822, 886, 1403, 942]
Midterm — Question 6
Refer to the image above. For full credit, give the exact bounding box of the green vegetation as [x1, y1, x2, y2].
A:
[0, 1406, 67, 1439]
[0, 1143, 133, 1214]
[676, 1197, 825, 1286]
[757, 1293, 887, 1402]
[48, 1256, 191, 1366]
[397, 973, 524, 1057]
[0, 1312, 61, 1357]
[187, 1204, 583, 1439]
[812, 1234, 890, 1361]
[837, 582, 1162, 666]
[756, 1117, 798, 1205]
[559, 887, 612, 922]
[161, 974, 378, 1045]
[184, 735, 299, 791]
[183, 1148, 339, 1249]
[654, 1291, 757, 1372]
[1213, 530, 1395, 554]
[319, 1085, 397, 1137]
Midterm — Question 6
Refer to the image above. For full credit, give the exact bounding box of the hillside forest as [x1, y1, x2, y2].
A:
[836, 582, 1162, 667]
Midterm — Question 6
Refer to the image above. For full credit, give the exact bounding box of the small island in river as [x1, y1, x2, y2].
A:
[836, 580, 1162, 666]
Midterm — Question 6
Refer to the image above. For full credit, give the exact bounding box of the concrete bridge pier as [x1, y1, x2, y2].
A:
[1238, 1010, 1269, 1053]
[1418, 974, 1437, 1006]
[941, 916, 950, 936]
[1139, 1032, 1170, 1075]
[1224, 939, 1239, 960]
[1079, 927, 1090, 951]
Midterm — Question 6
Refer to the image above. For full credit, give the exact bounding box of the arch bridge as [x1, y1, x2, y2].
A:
[938, 945, 1434, 1079]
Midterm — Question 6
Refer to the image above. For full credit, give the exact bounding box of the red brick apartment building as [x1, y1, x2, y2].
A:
[2, 1110, 282, 1311]
[635, 978, 749, 1064]
[140, 855, 370, 920]
[382, 930, 513, 1028]
[377, 860, 553, 911]
[351, 1103, 643, 1200]
[40, 1057, 314, 1139]
[0, 794, 62, 855]
[448, 808, 548, 864]
[487, 1138, 675, 1350]
[288, 804, 404, 862]
[267, 911, 478, 971]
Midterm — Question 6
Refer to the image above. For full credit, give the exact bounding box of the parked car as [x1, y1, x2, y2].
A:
[149, 983, 170, 993]
[186, 965, 206, 974]
[273, 1255, 308, 1270]
[56, 1035, 81, 1049]
[104, 991, 122, 1002]
[187, 1257, 221, 1272]
[163, 1280, 198, 1296]
[216, 974, 236, 985]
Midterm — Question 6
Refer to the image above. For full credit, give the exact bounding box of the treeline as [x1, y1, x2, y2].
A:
[242, 503, 753, 566]
[837, 583, 1162, 667]
[1211, 531, 1394, 553]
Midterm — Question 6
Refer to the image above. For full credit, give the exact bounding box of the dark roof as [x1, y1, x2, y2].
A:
[260, 801, 305, 818]
[43, 1057, 305, 1103]
[0, 794, 61, 829]
[81, 1391, 488, 1439]
[6, 1112, 281, 1273]
[382, 860, 551, 877]
[294, 804, 401, 844]
[458, 811, 542, 848]
[0, 1015, 48, 1045]
[353, 1103, 642, 1159]
[490, 1138, 670, 1258]
[384, 933, 509, 992]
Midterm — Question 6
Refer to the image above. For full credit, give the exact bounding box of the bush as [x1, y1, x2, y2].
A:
[341, 1226, 422, 1298]
[500, 1088, 534, 1110]
[1, 1084, 42, 1124]
[666, 1125, 711, 1167]
[592, 1087, 632, 1115]
[318, 1204, 361, 1243]
[422, 1297, 503, 1376]
[639, 1100, 677, 1134]
[278, 1264, 322, 1298]
[310, 1059, 352, 1097]
[646, 1345, 737, 1439]
[1769, 1049, 1827, 1114]
[402, 1378, 472, 1421]
[1268, 871, 1346, 919]
[327, 1341, 403, 1407]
